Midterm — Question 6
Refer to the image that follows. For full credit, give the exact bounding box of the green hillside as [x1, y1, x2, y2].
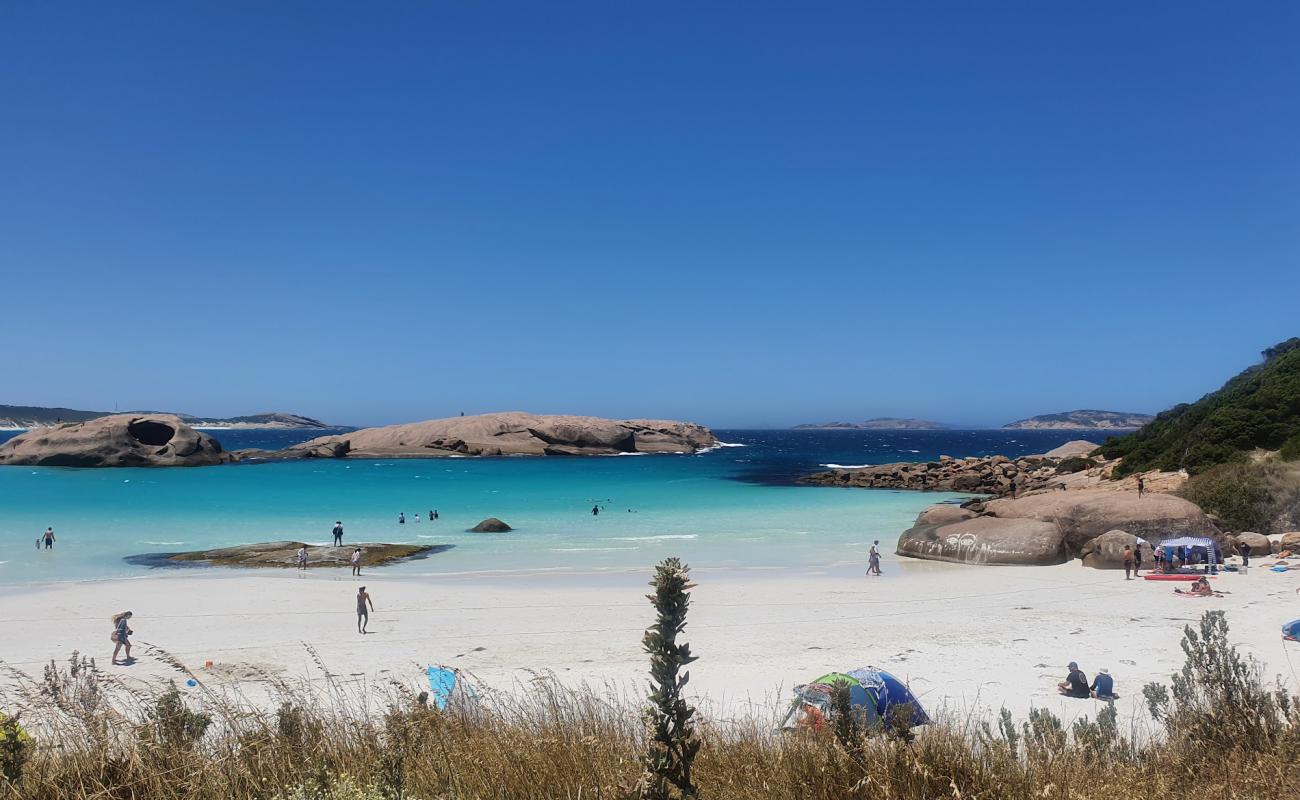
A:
[1099, 338, 1300, 475]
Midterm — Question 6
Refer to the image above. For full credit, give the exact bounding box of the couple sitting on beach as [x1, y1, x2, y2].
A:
[1058, 662, 1117, 700]
[1175, 577, 1224, 597]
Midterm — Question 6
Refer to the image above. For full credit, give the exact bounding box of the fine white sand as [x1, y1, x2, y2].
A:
[5, 559, 1299, 728]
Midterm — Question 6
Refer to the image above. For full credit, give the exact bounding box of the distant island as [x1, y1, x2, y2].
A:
[0, 404, 335, 430]
[1002, 410, 1153, 430]
[794, 417, 949, 430]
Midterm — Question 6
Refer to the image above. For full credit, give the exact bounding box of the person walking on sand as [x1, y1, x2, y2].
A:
[297, 545, 308, 570]
[1239, 540, 1252, 568]
[111, 611, 134, 664]
[332, 521, 344, 547]
[356, 586, 374, 634]
[1133, 539, 1145, 576]
[42, 527, 55, 549]
[867, 541, 883, 576]
[351, 548, 362, 576]
[1123, 545, 1135, 580]
[1137, 475, 1145, 498]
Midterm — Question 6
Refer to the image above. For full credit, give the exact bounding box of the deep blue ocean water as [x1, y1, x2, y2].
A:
[0, 427, 1105, 583]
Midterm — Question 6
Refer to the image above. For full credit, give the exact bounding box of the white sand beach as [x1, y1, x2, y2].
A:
[6, 557, 1299, 728]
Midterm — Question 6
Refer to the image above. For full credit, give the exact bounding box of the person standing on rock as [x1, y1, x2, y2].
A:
[1008, 478, 1017, 499]
[356, 586, 374, 634]
[1122, 546, 1135, 580]
[332, 521, 344, 546]
[1137, 475, 1145, 498]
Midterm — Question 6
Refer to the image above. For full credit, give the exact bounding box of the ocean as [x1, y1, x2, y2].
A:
[0, 428, 1106, 583]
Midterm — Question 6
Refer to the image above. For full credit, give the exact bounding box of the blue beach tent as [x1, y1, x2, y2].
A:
[1284, 620, 1300, 642]
[426, 665, 477, 711]
[780, 666, 928, 732]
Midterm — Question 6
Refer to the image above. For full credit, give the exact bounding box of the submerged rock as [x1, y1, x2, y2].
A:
[126, 541, 444, 569]
[0, 414, 225, 467]
[470, 518, 512, 533]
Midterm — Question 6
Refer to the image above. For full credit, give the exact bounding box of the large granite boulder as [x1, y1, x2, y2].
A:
[1234, 532, 1273, 556]
[980, 490, 1223, 556]
[281, 412, 716, 458]
[1280, 532, 1300, 552]
[896, 514, 1068, 566]
[0, 414, 225, 467]
[1080, 530, 1139, 569]
[915, 504, 977, 526]
[1041, 440, 1101, 459]
[470, 518, 512, 533]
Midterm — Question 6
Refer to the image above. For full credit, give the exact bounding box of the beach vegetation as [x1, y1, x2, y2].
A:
[634, 557, 701, 800]
[1099, 338, 1300, 475]
[1178, 459, 1300, 533]
[3, 612, 1300, 799]
[1054, 456, 1096, 474]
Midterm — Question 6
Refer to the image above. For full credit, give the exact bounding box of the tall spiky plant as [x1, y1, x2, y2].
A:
[634, 557, 701, 800]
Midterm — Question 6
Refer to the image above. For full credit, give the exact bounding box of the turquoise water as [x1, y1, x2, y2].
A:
[0, 428, 1094, 583]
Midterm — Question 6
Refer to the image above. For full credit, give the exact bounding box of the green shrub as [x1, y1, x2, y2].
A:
[1178, 460, 1300, 533]
[1055, 456, 1096, 474]
[1100, 339, 1300, 476]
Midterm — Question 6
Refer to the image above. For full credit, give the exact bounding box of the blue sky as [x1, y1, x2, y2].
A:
[2, 2, 1297, 428]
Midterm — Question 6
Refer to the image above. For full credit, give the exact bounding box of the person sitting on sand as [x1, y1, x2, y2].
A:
[1176, 577, 1216, 597]
[111, 611, 134, 664]
[1091, 668, 1117, 700]
[1058, 662, 1090, 698]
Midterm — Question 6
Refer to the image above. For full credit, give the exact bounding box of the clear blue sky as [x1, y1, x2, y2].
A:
[2, 2, 1296, 428]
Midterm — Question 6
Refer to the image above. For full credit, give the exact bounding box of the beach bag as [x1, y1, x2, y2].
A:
[110, 631, 119, 643]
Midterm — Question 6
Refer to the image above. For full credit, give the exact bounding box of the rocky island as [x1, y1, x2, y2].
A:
[0, 404, 334, 430]
[0, 414, 226, 467]
[1002, 410, 1153, 430]
[794, 417, 948, 430]
[236, 412, 718, 459]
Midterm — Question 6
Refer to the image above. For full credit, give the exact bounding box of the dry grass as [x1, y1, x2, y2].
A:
[3, 614, 1300, 800]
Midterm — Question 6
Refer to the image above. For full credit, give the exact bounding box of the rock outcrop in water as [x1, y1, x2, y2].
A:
[0, 414, 225, 467]
[241, 412, 718, 459]
[125, 541, 442, 569]
[470, 518, 512, 533]
[801, 454, 1063, 496]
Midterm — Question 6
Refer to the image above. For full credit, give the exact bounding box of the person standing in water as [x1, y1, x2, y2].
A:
[356, 586, 374, 634]
[398, 512, 405, 524]
[332, 521, 344, 546]
[111, 611, 134, 664]
[591, 505, 600, 516]
[351, 548, 363, 576]
[432, 509, 439, 520]
[42, 527, 56, 549]
[414, 513, 421, 524]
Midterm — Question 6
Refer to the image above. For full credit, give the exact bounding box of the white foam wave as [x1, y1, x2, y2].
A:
[549, 547, 630, 553]
[820, 463, 872, 469]
[610, 534, 698, 542]
[139, 541, 191, 546]
[716, 441, 747, 447]
[898, 449, 920, 453]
